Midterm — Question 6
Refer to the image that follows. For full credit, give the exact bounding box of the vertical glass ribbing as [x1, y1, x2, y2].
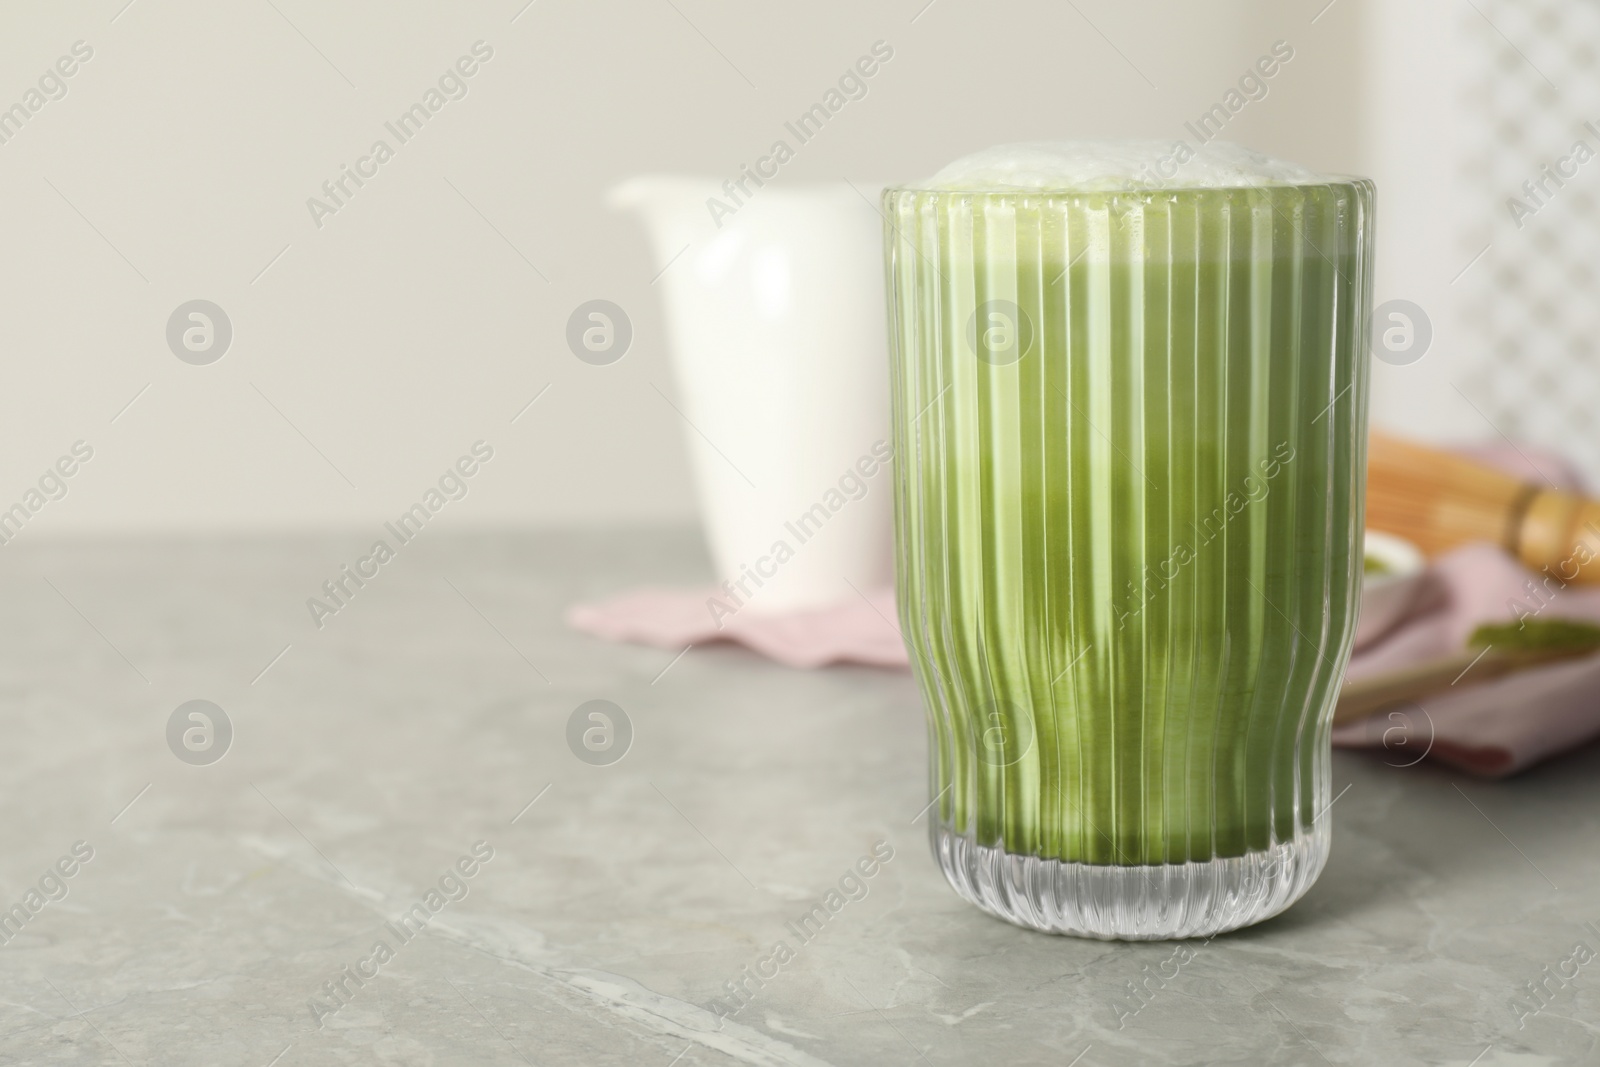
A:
[885, 182, 1373, 938]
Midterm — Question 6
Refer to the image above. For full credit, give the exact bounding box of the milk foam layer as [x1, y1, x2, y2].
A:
[916, 140, 1328, 192]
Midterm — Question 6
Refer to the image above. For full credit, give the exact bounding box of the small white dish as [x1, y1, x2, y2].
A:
[1354, 530, 1427, 649]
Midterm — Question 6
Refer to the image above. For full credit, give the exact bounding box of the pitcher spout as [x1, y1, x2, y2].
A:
[607, 175, 725, 263]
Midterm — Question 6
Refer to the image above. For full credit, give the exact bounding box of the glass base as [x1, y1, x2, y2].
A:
[932, 822, 1329, 941]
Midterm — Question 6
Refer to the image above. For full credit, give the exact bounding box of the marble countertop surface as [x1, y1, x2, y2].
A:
[1, 529, 1597, 1066]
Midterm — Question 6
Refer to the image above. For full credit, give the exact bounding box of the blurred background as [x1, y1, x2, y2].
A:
[7, 3, 1600, 1061]
[2, 0, 1583, 536]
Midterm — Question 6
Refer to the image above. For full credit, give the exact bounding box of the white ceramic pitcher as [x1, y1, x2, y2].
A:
[610, 177, 893, 616]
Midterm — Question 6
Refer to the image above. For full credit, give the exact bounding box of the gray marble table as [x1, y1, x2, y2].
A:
[1, 529, 1596, 1066]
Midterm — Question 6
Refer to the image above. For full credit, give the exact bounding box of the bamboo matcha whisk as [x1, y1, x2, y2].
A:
[1366, 431, 1600, 583]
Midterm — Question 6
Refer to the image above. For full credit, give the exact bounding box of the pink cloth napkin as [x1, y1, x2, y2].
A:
[567, 562, 1600, 776]
[567, 442, 1600, 776]
[566, 587, 907, 669]
[1333, 543, 1600, 776]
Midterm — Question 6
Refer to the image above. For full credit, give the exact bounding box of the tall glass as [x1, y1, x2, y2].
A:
[884, 178, 1374, 939]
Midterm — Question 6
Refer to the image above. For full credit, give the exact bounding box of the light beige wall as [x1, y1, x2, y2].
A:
[0, 0, 1363, 535]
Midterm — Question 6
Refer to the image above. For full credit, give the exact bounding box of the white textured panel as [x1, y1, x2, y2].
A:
[1462, 0, 1600, 481]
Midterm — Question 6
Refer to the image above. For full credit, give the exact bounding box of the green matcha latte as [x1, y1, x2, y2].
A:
[883, 141, 1374, 939]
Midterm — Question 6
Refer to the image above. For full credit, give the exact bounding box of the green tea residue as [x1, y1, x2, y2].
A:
[1470, 618, 1600, 651]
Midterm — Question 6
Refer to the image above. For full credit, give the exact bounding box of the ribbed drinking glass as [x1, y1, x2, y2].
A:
[885, 177, 1374, 939]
